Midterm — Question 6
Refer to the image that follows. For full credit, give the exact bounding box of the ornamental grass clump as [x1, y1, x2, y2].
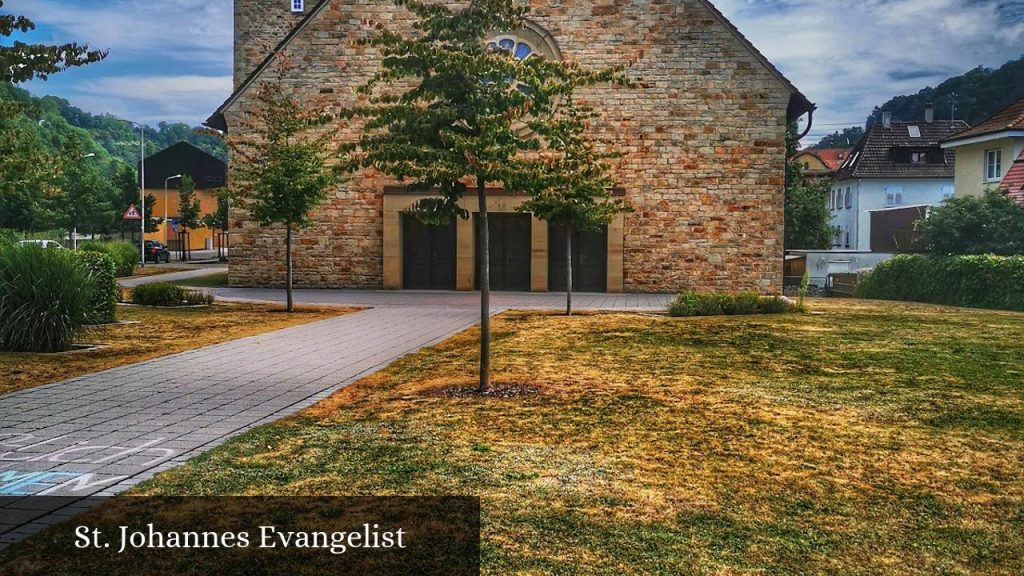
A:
[0, 242, 95, 352]
[76, 251, 118, 324]
[669, 290, 802, 317]
[131, 282, 213, 307]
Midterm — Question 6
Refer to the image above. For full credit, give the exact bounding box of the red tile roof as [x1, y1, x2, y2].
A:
[808, 148, 851, 171]
[1000, 149, 1024, 205]
[944, 97, 1024, 143]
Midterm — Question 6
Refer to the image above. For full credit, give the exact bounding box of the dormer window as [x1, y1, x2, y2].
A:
[292, 0, 304, 13]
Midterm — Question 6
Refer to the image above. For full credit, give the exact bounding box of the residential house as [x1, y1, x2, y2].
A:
[140, 142, 228, 252]
[941, 97, 1024, 198]
[207, 0, 815, 294]
[828, 108, 963, 250]
[793, 148, 849, 182]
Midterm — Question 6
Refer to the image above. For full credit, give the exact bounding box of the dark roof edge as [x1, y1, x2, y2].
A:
[205, 0, 332, 132]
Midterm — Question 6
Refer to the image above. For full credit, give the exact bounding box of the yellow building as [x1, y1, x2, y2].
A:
[941, 98, 1024, 198]
[140, 142, 227, 252]
[792, 148, 849, 182]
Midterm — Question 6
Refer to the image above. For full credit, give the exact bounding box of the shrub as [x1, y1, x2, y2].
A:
[668, 290, 801, 317]
[131, 282, 214, 307]
[919, 190, 1024, 256]
[80, 241, 139, 277]
[0, 243, 95, 352]
[76, 251, 118, 324]
[857, 254, 1024, 311]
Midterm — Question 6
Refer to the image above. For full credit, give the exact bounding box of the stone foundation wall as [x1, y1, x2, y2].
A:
[226, 0, 790, 293]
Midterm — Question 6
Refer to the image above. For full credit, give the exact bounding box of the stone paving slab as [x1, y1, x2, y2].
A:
[215, 287, 674, 311]
[0, 306, 480, 547]
[118, 265, 228, 288]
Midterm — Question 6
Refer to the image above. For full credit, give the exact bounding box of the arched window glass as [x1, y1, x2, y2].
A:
[488, 35, 538, 61]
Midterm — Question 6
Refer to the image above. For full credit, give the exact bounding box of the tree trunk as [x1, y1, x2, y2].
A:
[477, 176, 491, 393]
[566, 227, 573, 316]
[285, 223, 294, 313]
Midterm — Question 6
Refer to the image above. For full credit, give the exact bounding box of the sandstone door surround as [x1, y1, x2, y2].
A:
[382, 188, 624, 292]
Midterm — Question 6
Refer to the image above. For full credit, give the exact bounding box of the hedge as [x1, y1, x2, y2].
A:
[0, 242, 95, 353]
[668, 291, 802, 317]
[132, 282, 214, 307]
[76, 251, 118, 324]
[80, 241, 139, 277]
[856, 254, 1024, 311]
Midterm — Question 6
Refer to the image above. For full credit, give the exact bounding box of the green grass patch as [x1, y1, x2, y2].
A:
[6, 299, 1024, 574]
[171, 271, 228, 288]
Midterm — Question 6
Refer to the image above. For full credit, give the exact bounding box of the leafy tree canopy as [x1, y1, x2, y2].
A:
[921, 189, 1024, 256]
[1, 0, 106, 83]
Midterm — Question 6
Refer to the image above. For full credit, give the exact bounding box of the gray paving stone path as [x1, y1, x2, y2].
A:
[215, 287, 674, 311]
[118, 265, 228, 288]
[0, 305, 479, 547]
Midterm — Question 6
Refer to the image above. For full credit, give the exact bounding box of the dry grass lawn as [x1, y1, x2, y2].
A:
[0, 303, 357, 395]
[6, 299, 1023, 574]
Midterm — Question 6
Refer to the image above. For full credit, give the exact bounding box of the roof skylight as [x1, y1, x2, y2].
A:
[908, 126, 921, 138]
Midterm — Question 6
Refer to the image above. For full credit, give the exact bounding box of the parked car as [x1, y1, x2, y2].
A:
[17, 240, 64, 250]
[145, 240, 171, 263]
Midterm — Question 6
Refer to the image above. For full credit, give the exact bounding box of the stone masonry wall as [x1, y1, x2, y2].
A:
[226, 0, 791, 293]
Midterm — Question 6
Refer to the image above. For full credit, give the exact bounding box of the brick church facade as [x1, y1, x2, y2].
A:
[209, 0, 814, 293]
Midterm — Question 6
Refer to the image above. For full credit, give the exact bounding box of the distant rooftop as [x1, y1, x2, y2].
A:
[835, 120, 967, 180]
[944, 97, 1024, 144]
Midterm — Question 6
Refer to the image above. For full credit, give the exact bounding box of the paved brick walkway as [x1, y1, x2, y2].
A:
[215, 287, 674, 311]
[118, 265, 228, 288]
[0, 306, 479, 545]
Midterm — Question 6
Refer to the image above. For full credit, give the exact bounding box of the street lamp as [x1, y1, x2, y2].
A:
[164, 174, 183, 246]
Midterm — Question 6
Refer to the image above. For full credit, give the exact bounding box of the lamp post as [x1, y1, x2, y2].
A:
[164, 174, 183, 247]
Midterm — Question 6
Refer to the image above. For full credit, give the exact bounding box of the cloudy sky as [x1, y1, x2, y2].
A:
[6, 0, 1024, 141]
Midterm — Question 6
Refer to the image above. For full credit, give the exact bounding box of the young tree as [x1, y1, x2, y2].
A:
[202, 190, 230, 259]
[53, 135, 115, 246]
[343, 0, 628, 392]
[518, 104, 630, 315]
[1, 0, 106, 84]
[229, 69, 336, 312]
[177, 175, 201, 261]
[785, 125, 833, 250]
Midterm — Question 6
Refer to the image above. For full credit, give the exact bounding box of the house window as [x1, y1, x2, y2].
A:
[885, 185, 904, 206]
[844, 187, 852, 209]
[291, 0, 304, 13]
[910, 151, 929, 164]
[803, 162, 810, 170]
[844, 226, 851, 248]
[941, 185, 954, 200]
[986, 149, 1002, 181]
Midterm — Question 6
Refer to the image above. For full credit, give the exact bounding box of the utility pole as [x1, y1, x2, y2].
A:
[950, 92, 958, 122]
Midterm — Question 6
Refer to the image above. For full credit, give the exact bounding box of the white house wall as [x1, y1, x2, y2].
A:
[828, 178, 953, 250]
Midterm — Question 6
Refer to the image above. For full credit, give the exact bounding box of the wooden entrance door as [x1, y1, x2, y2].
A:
[402, 215, 456, 290]
[475, 213, 532, 291]
[548, 224, 608, 292]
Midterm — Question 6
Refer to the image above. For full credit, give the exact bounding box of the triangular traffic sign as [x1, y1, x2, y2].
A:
[123, 203, 142, 221]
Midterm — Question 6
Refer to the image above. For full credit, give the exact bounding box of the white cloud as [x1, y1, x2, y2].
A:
[68, 75, 232, 126]
[714, 0, 1024, 144]
[9, 0, 232, 69]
